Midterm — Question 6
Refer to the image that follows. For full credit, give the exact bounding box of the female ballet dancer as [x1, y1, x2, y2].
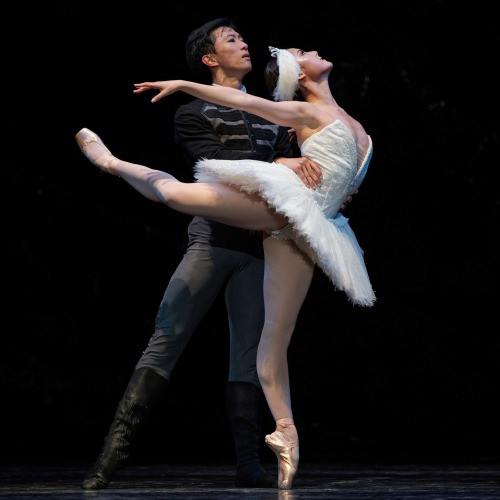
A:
[76, 46, 375, 489]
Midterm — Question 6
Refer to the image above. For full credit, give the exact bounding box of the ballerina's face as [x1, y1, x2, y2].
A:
[287, 48, 333, 78]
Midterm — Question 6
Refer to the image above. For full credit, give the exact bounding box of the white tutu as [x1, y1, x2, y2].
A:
[194, 120, 375, 307]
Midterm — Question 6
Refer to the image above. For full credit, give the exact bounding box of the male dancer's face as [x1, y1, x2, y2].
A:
[204, 27, 252, 80]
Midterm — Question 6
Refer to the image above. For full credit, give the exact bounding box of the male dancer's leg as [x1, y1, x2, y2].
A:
[82, 246, 231, 489]
[136, 247, 230, 378]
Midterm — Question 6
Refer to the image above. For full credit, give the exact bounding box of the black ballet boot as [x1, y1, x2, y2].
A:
[82, 367, 170, 490]
[226, 381, 277, 488]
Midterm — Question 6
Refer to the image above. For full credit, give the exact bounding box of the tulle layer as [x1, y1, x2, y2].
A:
[194, 159, 375, 306]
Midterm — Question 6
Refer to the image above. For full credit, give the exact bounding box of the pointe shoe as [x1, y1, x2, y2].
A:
[75, 128, 114, 173]
[265, 430, 299, 490]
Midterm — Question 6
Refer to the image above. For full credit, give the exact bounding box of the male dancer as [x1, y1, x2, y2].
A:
[81, 18, 323, 490]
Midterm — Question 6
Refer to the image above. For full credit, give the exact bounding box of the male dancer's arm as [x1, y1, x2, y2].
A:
[174, 102, 292, 165]
[174, 101, 323, 189]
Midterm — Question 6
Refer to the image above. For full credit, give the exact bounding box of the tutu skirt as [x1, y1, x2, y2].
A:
[194, 158, 375, 307]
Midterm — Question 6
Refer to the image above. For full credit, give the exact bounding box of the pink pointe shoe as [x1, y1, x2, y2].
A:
[265, 430, 299, 490]
[75, 128, 114, 174]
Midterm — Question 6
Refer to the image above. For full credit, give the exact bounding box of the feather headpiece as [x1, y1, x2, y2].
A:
[269, 46, 301, 102]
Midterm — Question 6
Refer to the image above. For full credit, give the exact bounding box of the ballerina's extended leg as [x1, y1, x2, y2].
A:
[75, 128, 290, 229]
[76, 128, 177, 202]
[76, 128, 116, 174]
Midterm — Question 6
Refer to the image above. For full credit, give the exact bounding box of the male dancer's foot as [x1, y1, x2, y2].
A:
[265, 418, 299, 489]
[76, 128, 117, 174]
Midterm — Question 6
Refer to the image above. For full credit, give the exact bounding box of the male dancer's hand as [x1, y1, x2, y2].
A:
[275, 157, 323, 190]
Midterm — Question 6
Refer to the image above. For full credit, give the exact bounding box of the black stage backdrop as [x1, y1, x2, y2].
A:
[4, 1, 499, 465]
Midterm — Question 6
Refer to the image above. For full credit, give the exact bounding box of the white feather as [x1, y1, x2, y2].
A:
[269, 46, 301, 102]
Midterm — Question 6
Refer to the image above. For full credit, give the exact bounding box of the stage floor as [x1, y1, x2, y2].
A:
[1, 462, 499, 499]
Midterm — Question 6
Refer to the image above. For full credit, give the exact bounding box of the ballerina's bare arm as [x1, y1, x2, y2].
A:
[133, 80, 311, 133]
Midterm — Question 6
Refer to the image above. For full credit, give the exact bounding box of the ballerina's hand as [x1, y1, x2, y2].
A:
[133, 81, 180, 103]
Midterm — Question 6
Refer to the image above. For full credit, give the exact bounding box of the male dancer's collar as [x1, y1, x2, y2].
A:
[212, 83, 247, 93]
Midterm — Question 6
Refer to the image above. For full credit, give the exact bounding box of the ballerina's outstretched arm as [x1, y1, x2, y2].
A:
[133, 80, 310, 133]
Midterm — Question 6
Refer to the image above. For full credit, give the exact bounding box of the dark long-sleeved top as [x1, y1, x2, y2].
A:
[174, 97, 294, 258]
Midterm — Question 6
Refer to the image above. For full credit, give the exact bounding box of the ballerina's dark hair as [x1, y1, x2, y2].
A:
[264, 56, 280, 99]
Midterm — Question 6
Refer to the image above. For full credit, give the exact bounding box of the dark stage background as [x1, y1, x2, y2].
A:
[4, 1, 499, 467]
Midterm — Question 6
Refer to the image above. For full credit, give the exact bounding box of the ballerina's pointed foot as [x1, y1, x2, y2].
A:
[265, 430, 299, 490]
[75, 128, 115, 174]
